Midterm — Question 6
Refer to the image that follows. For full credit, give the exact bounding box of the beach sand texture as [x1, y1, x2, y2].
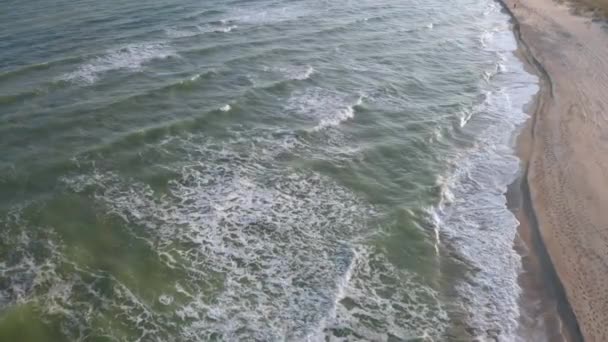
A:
[573, 0, 608, 14]
[502, 0, 608, 340]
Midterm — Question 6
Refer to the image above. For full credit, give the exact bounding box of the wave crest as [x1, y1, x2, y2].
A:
[61, 42, 177, 84]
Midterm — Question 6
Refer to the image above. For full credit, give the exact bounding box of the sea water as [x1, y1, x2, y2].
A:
[0, 0, 538, 340]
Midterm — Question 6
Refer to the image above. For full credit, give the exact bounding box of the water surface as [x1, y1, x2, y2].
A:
[0, 0, 538, 340]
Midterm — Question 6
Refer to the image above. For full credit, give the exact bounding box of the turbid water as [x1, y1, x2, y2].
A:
[0, 0, 539, 340]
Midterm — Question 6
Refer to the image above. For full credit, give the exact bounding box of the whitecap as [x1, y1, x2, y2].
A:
[315, 107, 352, 130]
[483, 2, 499, 16]
[62, 42, 176, 84]
[286, 88, 362, 130]
[159, 294, 174, 305]
[284, 65, 314, 80]
[165, 24, 237, 39]
[479, 30, 494, 48]
[214, 25, 237, 33]
[498, 61, 507, 73]
[219, 104, 231, 112]
[266, 65, 315, 81]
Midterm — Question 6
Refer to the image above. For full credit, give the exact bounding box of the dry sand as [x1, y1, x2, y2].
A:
[500, 0, 608, 340]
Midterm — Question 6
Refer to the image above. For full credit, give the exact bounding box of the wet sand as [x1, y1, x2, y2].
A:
[500, 0, 608, 340]
[507, 100, 582, 341]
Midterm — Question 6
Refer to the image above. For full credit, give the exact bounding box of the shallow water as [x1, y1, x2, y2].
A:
[0, 0, 538, 340]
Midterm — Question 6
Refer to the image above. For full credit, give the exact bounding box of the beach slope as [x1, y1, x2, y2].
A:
[501, 0, 608, 340]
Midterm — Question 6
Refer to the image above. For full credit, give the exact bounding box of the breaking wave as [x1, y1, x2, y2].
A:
[61, 42, 177, 84]
[165, 24, 237, 38]
[286, 88, 363, 130]
[429, 11, 539, 341]
[51, 131, 449, 340]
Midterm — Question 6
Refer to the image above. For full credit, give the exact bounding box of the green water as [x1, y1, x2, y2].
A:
[0, 0, 538, 340]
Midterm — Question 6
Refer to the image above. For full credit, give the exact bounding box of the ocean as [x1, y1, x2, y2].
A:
[0, 0, 538, 340]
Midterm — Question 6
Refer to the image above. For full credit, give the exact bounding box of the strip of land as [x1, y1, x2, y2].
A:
[500, 0, 608, 340]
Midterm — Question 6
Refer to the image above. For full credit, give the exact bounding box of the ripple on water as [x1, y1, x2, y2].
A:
[0, 0, 542, 340]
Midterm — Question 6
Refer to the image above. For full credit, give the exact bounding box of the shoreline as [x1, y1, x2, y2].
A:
[505, 11, 584, 340]
[501, 0, 582, 340]
[500, 0, 608, 340]
[505, 57, 582, 341]
[508, 116, 583, 341]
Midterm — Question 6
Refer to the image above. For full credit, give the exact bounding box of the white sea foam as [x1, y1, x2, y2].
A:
[430, 10, 540, 341]
[0, 208, 172, 342]
[480, 24, 511, 51]
[483, 1, 500, 16]
[459, 91, 491, 127]
[432, 130, 524, 340]
[165, 24, 237, 38]
[56, 129, 448, 340]
[459, 107, 474, 127]
[315, 107, 355, 130]
[284, 65, 314, 80]
[158, 294, 173, 305]
[286, 88, 362, 130]
[311, 247, 449, 341]
[0, 205, 60, 308]
[62, 42, 176, 84]
[496, 53, 508, 73]
[223, 5, 307, 25]
[3, 118, 446, 341]
[217, 25, 237, 33]
[219, 104, 231, 112]
[175, 73, 203, 86]
[479, 30, 494, 48]
[264, 65, 315, 81]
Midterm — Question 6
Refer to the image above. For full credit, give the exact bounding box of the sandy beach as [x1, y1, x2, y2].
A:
[500, 0, 608, 340]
